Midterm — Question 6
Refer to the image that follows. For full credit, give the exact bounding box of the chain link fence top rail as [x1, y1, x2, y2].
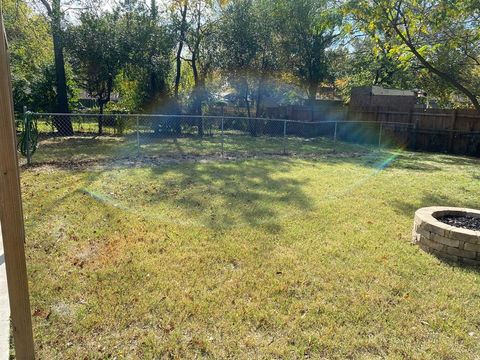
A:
[19, 112, 480, 164]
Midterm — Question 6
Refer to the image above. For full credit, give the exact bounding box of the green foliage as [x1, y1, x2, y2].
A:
[67, 11, 124, 112]
[3, 0, 53, 112]
[274, 0, 342, 100]
[345, 0, 480, 110]
[112, 72, 144, 111]
[115, 0, 174, 109]
[217, 0, 259, 78]
[332, 37, 417, 102]
[4, 0, 479, 112]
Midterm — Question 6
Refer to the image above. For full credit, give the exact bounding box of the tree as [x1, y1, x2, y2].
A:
[250, 0, 280, 117]
[143, 0, 174, 106]
[172, 0, 188, 100]
[115, 0, 174, 110]
[275, 0, 341, 101]
[217, 0, 259, 126]
[216, 0, 283, 135]
[183, 0, 219, 135]
[332, 36, 416, 102]
[38, 0, 74, 135]
[67, 12, 124, 134]
[2, 0, 53, 112]
[348, 0, 480, 111]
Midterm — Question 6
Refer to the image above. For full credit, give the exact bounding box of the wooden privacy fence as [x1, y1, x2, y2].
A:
[265, 105, 480, 157]
[348, 107, 480, 156]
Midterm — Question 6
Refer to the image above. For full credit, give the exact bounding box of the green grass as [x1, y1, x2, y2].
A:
[20, 136, 480, 359]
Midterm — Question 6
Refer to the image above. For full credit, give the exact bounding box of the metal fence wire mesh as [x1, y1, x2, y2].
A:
[21, 111, 480, 164]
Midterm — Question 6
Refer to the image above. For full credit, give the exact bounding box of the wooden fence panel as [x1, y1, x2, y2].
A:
[263, 104, 480, 156]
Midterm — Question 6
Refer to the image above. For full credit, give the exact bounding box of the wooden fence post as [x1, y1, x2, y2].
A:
[448, 110, 457, 153]
[0, 9, 35, 359]
[413, 116, 419, 151]
[408, 109, 413, 149]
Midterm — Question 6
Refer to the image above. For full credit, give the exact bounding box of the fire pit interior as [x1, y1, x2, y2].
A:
[412, 207, 480, 266]
[437, 215, 480, 231]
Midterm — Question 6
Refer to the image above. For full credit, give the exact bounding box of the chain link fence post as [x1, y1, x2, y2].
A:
[23, 106, 32, 166]
[221, 113, 225, 158]
[50, 114, 55, 133]
[136, 115, 140, 157]
[283, 119, 287, 155]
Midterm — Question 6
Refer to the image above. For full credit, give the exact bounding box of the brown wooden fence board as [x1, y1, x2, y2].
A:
[263, 105, 480, 156]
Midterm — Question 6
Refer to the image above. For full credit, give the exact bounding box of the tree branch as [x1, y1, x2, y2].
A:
[384, 3, 480, 111]
[39, 0, 53, 16]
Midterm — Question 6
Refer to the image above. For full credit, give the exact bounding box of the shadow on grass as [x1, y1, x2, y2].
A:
[389, 152, 480, 171]
[142, 159, 314, 232]
[435, 257, 480, 274]
[387, 154, 443, 172]
[28, 150, 315, 233]
[430, 154, 480, 167]
[34, 136, 136, 164]
[32, 134, 372, 165]
[31, 133, 480, 168]
[139, 145, 475, 232]
[25, 135, 480, 235]
[391, 193, 480, 218]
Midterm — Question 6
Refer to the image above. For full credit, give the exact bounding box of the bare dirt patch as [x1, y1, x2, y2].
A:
[21, 151, 368, 171]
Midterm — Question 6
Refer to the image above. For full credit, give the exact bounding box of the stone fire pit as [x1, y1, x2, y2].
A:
[412, 207, 480, 266]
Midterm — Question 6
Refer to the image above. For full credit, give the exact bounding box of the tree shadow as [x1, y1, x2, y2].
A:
[427, 153, 480, 167]
[390, 193, 480, 218]
[140, 159, 314, 232]
[386, 153, 443, 172]
[24, 136, 480, 236]
[388, 151, 480, 172]
[433, 256, 480, 274]
[34, 136, 136, 164]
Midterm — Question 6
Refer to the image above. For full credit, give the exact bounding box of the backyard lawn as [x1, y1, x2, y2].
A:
[21, 136, 480, 359]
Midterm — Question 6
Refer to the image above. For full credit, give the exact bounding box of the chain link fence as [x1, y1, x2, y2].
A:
[19, 112, 420, 165]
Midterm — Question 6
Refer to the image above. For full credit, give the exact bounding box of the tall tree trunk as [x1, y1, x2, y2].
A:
[308, 80, 318, 102]
[194, 87, 204, 137]
[174, 3, 188, 99]
[174, 44, 183, 99]
[147, 0, 162, 104]
[245, 80, 251, 118]
[253, 76, 265, 137]
[191, 47, 205, 136]
[245, 80, 256, 136]
[98, 102, 104, 135]
[98, 79, 113, 135]
[50, 0, 73, 136]
[256, 76, 264, 117]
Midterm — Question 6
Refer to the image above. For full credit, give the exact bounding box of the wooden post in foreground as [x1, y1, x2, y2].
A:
[0, 9, 35, 360]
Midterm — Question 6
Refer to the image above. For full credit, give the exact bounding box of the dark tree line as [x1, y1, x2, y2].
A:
[4, 0, 480, 137]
